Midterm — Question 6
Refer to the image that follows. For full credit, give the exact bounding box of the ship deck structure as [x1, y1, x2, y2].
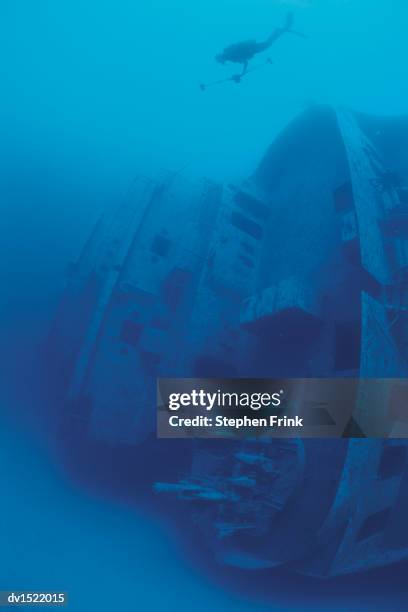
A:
[48, 105, 408, 576]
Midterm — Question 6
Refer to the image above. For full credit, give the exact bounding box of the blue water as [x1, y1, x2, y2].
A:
[3, 415, 401, 612]
[2, 0, 408, 609]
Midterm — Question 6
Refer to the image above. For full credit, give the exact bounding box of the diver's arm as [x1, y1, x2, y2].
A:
[240, 60, 249, 75]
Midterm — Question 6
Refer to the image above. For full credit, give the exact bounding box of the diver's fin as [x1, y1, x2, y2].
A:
[283, 11, 307, 38]
[285, 11, 294, 31]
[286, 29, 308, 39]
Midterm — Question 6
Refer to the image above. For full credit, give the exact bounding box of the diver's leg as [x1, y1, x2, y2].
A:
[256, 28, 284, 54]
[257, 13, 295, 54]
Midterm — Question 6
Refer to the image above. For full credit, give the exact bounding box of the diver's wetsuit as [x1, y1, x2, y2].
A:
[216, 13, 294, 76]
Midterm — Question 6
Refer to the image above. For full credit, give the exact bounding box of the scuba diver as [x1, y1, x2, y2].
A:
[201, 12, 306, 90]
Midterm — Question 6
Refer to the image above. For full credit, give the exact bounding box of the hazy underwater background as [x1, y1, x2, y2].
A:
[2, 0, 408, 610]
